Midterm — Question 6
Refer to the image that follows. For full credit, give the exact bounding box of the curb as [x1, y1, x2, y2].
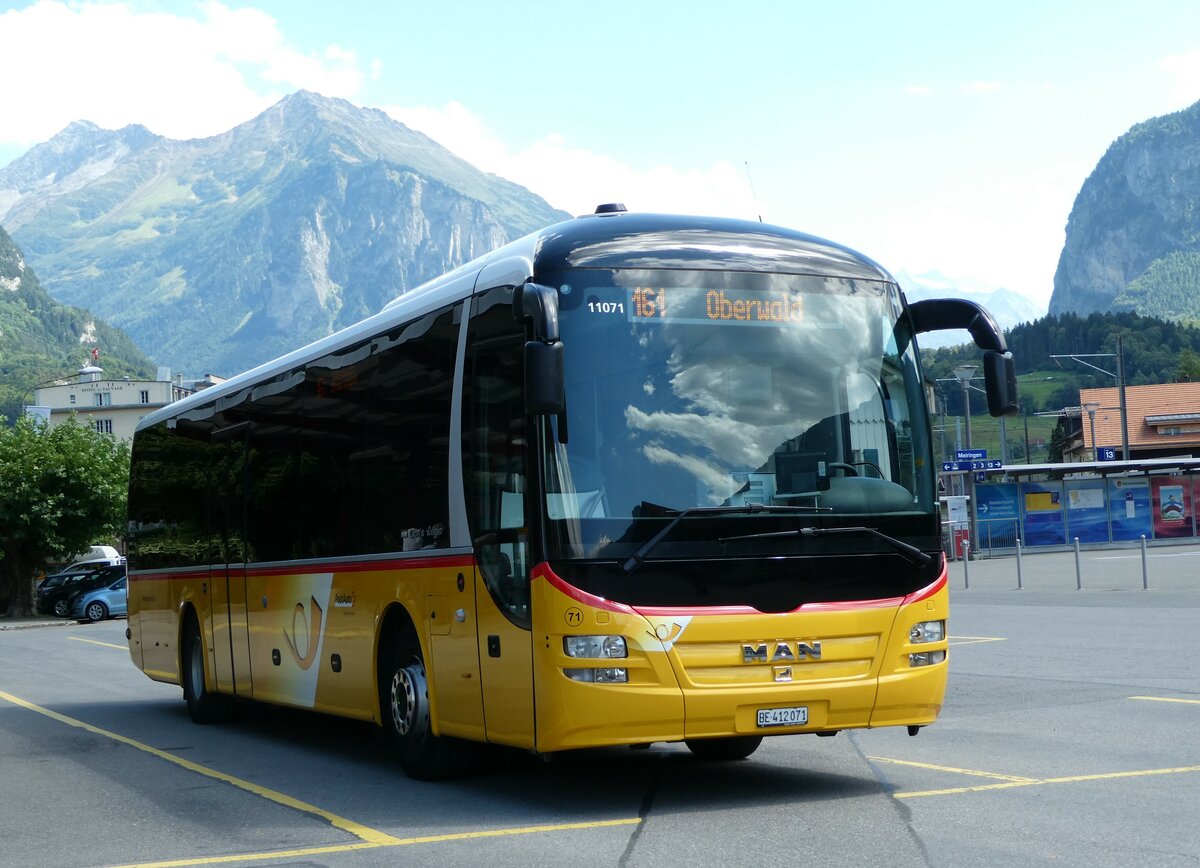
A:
[0, 618, 80, 631]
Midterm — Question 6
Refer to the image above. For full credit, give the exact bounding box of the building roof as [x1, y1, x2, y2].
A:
[1079, 382, 1200, 451]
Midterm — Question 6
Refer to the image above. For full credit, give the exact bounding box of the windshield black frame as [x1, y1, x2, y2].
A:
[533, 266, 938, 600]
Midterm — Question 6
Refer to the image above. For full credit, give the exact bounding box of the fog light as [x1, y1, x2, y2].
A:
[909, 620, 945, 644]
[563, 635, 627, 658]
[564, 667, 628, 683]
[909, 650, 947, 667]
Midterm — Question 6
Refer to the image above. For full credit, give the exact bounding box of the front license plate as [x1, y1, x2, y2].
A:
[757, 706, 808, 727]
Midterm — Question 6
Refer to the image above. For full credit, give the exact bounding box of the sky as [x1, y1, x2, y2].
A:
[3, 0, 1200, 313]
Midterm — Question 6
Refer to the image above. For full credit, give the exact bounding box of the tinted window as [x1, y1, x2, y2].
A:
[244, 304, 461, 562]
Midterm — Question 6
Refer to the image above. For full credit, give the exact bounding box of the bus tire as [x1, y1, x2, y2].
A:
[182, 613, 233, 724]
[380, 631, 470, 780]
[684, 735, 763, 761]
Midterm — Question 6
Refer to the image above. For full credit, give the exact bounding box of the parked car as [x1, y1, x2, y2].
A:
[37, 568, 119, 617]
[35, 569, 103, 615]
[70, 567, 127, 622]
[62, 545, 124, 573]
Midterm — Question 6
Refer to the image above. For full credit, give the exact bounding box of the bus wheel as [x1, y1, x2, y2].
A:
[182, 614, 233, 724]
[381, 635, 469, 780]
[684, 735, 763, 761]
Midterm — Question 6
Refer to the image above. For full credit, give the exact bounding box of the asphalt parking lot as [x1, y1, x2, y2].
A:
[1, 546, 1198, 867]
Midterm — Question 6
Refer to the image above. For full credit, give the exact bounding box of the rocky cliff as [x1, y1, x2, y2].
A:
[1050, 101, 1200, 320]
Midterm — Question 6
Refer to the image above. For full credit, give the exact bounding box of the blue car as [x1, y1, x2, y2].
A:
[70, 570, 127, 622]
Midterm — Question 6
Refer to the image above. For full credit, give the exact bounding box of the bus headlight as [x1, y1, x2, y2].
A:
[909, 650, 946, 667]
[564, 667, 628, 683]
[563, 635, 627, 658]
[909, 620, 945, 644]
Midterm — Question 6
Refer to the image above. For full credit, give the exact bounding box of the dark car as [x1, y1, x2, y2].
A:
[36, 568, 119, 617]
[34, 569, 99, 615]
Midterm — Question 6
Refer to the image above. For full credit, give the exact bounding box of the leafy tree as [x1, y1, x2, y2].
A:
[0, 414, 130, 616]
[1177, 348, 1200, 382]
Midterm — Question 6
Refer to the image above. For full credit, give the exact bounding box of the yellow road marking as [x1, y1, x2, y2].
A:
[868, 756, 1035, 782]
[894, 764, 1200, 798]
[69, 636, 127, 650]
[948, 635, 1006, 646]
[1131, 695, 1200, 706]
[111, 819, 642, 868]
[0, 687, 642, 866]
[0, 689, 399, 845]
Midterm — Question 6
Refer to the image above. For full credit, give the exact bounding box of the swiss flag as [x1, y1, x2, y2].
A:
[91, 346, 100, 360]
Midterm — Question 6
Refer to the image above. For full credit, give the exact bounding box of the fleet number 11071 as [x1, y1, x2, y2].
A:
[588, 301, 625, 314]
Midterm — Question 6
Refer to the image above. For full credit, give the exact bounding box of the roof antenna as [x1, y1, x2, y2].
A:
[744, 161, 763, 222]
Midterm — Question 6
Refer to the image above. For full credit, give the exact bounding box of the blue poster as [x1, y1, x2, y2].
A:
[1065, 480, 1108, 543]
[1021, 481, 1066, 546]
[1108, 478, 1152, 541]
[975, 483, 1019, 548]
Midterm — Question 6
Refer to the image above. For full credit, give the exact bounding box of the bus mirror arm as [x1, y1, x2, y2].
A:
[907, 298, 1019, 418]
[513, 282, 560, 342]
[515, 282, 567, 419]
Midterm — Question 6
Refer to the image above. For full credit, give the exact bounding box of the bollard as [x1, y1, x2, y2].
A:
[1141, 535, 1149, 590]
[1080, 535, 1089, 590]
[1015, 538, 1023, 590]
[962, 540, 970, 589]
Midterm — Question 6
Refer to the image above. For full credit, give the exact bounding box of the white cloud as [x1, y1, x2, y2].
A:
[1160, 51, 1200, 108]
[961, 81, 1003, 93]
[385, 101, 758, 219]
[904, 85, 933, 96]
[0, 0, 365, 147]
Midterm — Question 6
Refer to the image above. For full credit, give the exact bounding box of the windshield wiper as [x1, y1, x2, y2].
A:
[802, 526, 931, 566]
[720, 525, 932, 566]
[622, 503, 830, 575]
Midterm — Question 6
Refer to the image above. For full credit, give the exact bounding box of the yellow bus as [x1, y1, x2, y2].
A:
[126, 206, 1017, 779]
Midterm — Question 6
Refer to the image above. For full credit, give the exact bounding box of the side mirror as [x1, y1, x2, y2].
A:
[983, 350, 1019, 417]
[524, 341, 565, 415]
[513, 282, 565, 416]
[907, 297, 1020, 418]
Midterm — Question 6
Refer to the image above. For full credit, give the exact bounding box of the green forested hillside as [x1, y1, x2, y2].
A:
[1115, 251, 1200, 322]
[0, 225, 154, 423]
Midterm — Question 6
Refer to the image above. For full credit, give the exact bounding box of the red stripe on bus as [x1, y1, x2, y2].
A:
[535, 560, 945, 617]
[533, 563, 636, 614]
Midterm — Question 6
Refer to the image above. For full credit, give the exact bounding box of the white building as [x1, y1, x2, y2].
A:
[28, 365, 199, 441]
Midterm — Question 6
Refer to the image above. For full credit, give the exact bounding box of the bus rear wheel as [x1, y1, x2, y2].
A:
[380, 633, 471, 780]
[181, 614, 233, 724]
[685, 735, 763, 761]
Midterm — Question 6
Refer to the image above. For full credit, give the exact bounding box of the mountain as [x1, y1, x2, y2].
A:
[895, 269, 1044, 348]
[0, 91, 570, 376]
[1049, 100, 1200, 320]
[0, 225, 154, 423]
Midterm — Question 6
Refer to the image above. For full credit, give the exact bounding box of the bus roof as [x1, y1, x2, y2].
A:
[136, 211, 895, 434]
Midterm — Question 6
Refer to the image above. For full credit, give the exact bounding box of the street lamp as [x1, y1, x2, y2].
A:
[953, 365, 977, 556]
[1083, 401, 1100, 462]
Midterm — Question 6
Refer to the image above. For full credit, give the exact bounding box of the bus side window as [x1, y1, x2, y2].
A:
[463, 287, 529, 625]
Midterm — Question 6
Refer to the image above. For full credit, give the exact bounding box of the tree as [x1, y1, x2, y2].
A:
[0, 414, 130, 616]
[1046, 417, 1068, 464]
[1177, 347, 1200, 382]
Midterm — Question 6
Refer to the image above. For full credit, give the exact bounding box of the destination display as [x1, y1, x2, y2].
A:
[628, 286, 806, 326]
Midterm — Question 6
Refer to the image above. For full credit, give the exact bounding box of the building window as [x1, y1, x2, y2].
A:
[93, 393, 111, 407]
[93, 419, 113, 435]
[139, 390, 150, 404]
[69, 394, 76, 405]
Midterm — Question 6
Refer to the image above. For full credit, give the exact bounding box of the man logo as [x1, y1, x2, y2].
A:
[742, 641, 822, 663]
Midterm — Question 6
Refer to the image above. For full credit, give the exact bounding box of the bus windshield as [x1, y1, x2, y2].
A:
[540, 267, 936, 567]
